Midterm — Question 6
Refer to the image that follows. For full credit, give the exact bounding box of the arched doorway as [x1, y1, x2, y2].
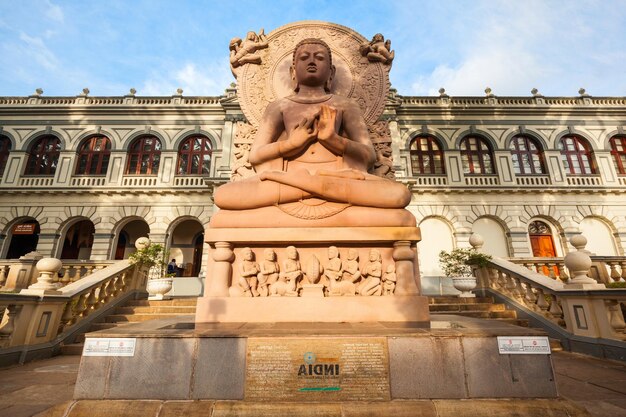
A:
[529, 220, 557, 258]
[6, 219, 40, 259]
[60, 219, 95, 260]
[113, 219, 150, 260]
[417, 217, 454, 295]
[168, 219, 204, 277]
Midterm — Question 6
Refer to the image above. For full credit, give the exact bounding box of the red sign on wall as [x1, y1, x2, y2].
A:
[13, 224, 36, 235]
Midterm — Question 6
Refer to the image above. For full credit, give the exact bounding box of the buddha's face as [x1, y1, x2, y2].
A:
[293, 43, 332, 88]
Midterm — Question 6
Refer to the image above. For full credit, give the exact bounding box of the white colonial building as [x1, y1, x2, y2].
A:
[0, 87, 624, 285]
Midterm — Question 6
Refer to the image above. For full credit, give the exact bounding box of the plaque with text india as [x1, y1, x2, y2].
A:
[245, 337, 390, 401]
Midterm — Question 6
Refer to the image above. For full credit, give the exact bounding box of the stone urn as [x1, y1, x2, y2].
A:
[147, 277, 173, 300]
[452, 275, 477, 298]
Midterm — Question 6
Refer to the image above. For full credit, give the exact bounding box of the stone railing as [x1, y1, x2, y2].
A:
[473, 234, 626, 342]
[566, 176, 602, 186]
[0, 258, 146, 353]
[508, 255, 626, 285]
[464, 175, 499, 186]
[515, 175, 551, 186]
[57, 261, 116, 286]
[0, 95, 222, 106]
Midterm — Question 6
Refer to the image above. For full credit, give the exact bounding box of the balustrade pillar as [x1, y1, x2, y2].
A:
[564, 235, 605, 289]
[20, 258, 62, 296]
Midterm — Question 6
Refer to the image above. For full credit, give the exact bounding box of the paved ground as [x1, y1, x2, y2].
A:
[0, 351, 624, 417]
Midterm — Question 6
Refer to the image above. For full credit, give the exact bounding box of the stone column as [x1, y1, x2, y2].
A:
[206, 242, 234, 297]
[393, 240, 419, 295]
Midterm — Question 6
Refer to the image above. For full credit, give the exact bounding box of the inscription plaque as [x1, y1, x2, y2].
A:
[245, 337, 390, 401]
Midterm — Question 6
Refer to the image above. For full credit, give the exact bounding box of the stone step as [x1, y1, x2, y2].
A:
[59, 343, 84, 356]
[429, 303, 506, 312]
[115, 306, 197, 314]
[106, 313, 190, 323]
[125, 298, 198, 307]
[430, 310, 518, 319]
[428, 297, 494, 304]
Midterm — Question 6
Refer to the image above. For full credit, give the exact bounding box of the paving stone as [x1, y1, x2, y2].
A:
[388, 337, 467, 399]
[341, 400, 437, 416]
[212, 401, 342, 417]
[192, 338, 246, 400]
[67, 400, 162, 417]
[159, 400, 214, 417]
[433, 399, 591, 417]
[32, 401, 74, 417]
[575, 400, 626, 417]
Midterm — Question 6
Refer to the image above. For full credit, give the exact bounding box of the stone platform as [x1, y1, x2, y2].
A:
[74, 315, 558, 401]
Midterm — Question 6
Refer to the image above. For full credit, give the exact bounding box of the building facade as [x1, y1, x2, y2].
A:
[0, 87, 624, 282]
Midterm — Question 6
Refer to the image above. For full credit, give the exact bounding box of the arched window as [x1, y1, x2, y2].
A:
[25, 135, 61, 176]
[177, 136, 212, 175]
[558, 135, 596, 175]
[509, 135, 546, 175]
[75, 135, 111, 175]
[125, 135, 161, 175]
[459, 136, 495, 174]
[409, 135, 445, 175]
[0, 135, 11, 177]
[609, 135, 626, 175]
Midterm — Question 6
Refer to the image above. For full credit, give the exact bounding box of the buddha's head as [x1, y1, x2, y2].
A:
[264, 248, 275, 261]
[328, 246, 339, 259]
[291, 38, 335, 93]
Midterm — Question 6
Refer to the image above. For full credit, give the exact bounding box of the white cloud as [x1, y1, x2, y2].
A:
[140, 60, 233, 96]
[45, 0, 64, 23]
[18, 32, 58, 70]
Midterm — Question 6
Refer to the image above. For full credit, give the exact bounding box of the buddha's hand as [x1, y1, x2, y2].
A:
[290, 117, 318, 148]
[317, 104, 338, 141]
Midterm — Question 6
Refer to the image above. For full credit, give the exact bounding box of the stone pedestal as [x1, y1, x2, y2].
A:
[74, 316, 558, 401]
[196, 226, 430, 325]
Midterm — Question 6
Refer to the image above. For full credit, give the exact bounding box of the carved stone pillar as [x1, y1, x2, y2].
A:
[207, 242, 234, 297]
[393, 240, 419, 295]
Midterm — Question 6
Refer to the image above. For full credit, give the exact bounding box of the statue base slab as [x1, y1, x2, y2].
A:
[196, 295, 430, 324]
[73, 316, 558, 402]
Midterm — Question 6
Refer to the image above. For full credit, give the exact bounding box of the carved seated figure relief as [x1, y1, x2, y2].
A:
[357, 249, 383, 296]
[211, 38, 414, 228]
[257, 248, 279, 297]
[270, 246, 301, 297]
[231, 247, 260, 297]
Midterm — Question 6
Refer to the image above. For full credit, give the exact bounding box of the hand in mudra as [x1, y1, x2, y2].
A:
[290, 117, 318, 148]
[317, 104, 337, 141]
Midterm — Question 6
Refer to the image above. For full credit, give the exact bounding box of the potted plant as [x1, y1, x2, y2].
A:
[128, 239, 174, 300]
[438, 248, 492, 298]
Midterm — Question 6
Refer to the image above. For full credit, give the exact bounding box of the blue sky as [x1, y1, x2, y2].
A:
[0, 0, 624, 97]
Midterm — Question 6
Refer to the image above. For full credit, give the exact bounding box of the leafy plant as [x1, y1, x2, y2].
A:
[607, 281, 626, 289]
[438, 248, 492, 277]
[128, 242, 168, 279]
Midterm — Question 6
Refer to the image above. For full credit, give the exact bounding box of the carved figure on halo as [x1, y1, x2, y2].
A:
[382, 264, 397, 295]
[357, 249, 383, 296]
[231, 143, 254, 180]
[235, 247, 260, 297]
[359, 33, 394, 65]
[213, 38, 411, 218]
[229, 29, 269, 70]
[373, 142, 394, 179]
[257, 248, 279, 297]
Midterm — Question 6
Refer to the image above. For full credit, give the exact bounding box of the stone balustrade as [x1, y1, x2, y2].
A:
[57, 261, 115, 286]
[0, 258, 146, 354]
[473, 234, 626, 342]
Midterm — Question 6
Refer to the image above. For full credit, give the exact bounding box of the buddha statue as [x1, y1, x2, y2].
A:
[211, 38, 415, 228]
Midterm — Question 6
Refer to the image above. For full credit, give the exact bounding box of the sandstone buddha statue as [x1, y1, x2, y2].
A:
[211, 38, 415, 228]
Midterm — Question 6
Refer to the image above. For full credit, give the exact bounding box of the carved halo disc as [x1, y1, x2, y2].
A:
[235, 21, 390, 127]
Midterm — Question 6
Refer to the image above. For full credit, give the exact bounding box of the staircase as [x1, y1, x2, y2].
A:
[428, 295, 529, 327]
[60, 295, 537, 355]
[59, 298, 198, 355]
